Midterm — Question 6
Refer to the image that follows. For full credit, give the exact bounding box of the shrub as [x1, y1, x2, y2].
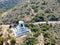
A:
[23, 37, 38, 45]
[0, 27, 2, 31]
[31, 14, 34, 16]
[41, 6, 45, 10]
[43, 32, 50, 38]
[25, 12, 30, 15]
[32, 5, 39, 12]
[44, 32, 56, 45]
[41, 24, 50, 31]
[22, 4, 27, 8]
[45, 8, 52, 13]
[14, 18, 19, 24]
[0, 37, 4, 45]
[0, 10, 3, 15]
[29, 24, 35, 28]
[57, 0, 60, 3]
[50, 37, 56, 45]
[25, 23, 29, 27]
[30, 27, 40, 37]
[42, 1, 47, 5]
[32, 13, 45, 22]
[44, 42, 50, 45]
[10, 38, 16, 45]
[31, 1, 35, 4]
[49, 15, 58, 21]
[31, 27, 39, 32]
[20, 16, 25, 18]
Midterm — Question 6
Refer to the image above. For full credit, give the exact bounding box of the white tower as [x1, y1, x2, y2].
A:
[13, 21, 31, 37]
[19, 21, 25, 29]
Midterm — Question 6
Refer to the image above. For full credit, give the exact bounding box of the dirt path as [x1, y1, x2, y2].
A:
[0, 25, 10, 37]
[33, 21, 60, 25]
[36, 33, 44, 45]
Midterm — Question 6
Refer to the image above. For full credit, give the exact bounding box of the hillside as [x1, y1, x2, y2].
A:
[0, 0, 60, 45]
[0, 0, 60, 24]
[0, 0, 28, 13]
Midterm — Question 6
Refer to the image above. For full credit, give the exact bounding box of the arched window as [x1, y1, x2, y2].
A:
[21, 24, 23, 27]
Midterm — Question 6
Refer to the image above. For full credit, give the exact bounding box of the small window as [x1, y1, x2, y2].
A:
[21, 24, 23, 27]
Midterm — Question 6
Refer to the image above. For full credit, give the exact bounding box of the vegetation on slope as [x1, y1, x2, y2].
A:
[24, 23, 57, 45]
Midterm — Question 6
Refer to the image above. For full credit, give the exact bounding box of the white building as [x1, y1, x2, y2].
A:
[13, 21, 31, 37]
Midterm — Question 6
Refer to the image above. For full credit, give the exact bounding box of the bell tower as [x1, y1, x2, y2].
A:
[19, 21, 25, 29]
